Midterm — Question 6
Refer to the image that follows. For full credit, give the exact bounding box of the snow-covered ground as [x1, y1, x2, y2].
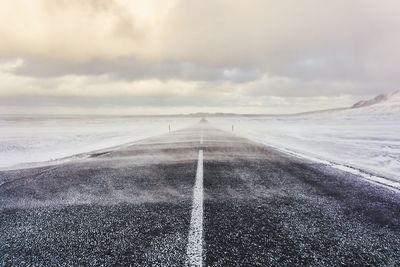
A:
[0, 116, 196, 170]
[1, 91, 399, 184]
[209, 92, 400, 183]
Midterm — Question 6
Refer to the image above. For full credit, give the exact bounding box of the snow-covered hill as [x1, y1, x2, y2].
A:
[352, 93, 391, 108]
[348, 90, 400, 114]
[296, 90, 400, 118]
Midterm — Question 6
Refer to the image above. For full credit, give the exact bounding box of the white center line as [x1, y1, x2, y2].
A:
[186, 149, 204, 267]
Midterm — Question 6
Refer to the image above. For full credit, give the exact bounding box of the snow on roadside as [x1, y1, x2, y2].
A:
[0, 116, 196, 170]
[209, 115, 400, 185]
[248, 136, 400, 191]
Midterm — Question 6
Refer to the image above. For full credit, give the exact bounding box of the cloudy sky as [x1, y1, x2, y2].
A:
[0, 0, 399, 115]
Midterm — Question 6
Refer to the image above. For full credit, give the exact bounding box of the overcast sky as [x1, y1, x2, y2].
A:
[0, 0, 399, 115]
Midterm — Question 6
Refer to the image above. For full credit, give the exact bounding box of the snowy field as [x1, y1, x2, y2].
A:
[1, 92, 399, 184]
[0, 116, 196, 170]
[210, 91, 400, 183]
[209, 113, 400, 183]
[1, 113, 399, 183]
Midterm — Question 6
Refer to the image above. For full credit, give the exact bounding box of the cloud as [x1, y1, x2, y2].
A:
[159, 0, 400, 82]
[0, 61, 370, 114]
[12, 57, 262, 83]
[0, 0, 159, 61]
[2, 0, 400, 70]
[0, 0, 399, 114]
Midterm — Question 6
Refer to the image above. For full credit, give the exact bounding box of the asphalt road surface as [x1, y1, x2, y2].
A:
[0, 122, 399, 266]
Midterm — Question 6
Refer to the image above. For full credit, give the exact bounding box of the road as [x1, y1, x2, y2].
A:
[0, 122, 399, 266]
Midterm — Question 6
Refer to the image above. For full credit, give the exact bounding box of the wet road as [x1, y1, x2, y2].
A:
[0, 122, 399, 266]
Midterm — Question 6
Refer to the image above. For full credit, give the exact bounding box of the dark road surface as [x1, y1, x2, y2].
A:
[0, 122, 399, 266]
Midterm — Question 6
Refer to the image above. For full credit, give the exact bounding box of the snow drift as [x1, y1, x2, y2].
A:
[0, 116, 196, 170]
[210, 91, 400, 182]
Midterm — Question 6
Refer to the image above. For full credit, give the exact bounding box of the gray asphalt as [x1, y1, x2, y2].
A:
[0, 122, 399, 266]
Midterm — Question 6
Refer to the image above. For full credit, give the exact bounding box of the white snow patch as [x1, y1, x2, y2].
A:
[209, 113, 400, 184]
[254, 138, 400, 191]
[0, 116, 196, 170]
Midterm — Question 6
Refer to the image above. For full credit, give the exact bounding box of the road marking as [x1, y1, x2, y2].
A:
[186, 149, 204, 267]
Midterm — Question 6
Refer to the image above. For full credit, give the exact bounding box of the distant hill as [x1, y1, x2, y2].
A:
[292, 90, 400, 117]
[351, 90, 399, 109]
[168, 91, 400, 117]
[345, 90, 400, 114]
[185, 91, 400, 118]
